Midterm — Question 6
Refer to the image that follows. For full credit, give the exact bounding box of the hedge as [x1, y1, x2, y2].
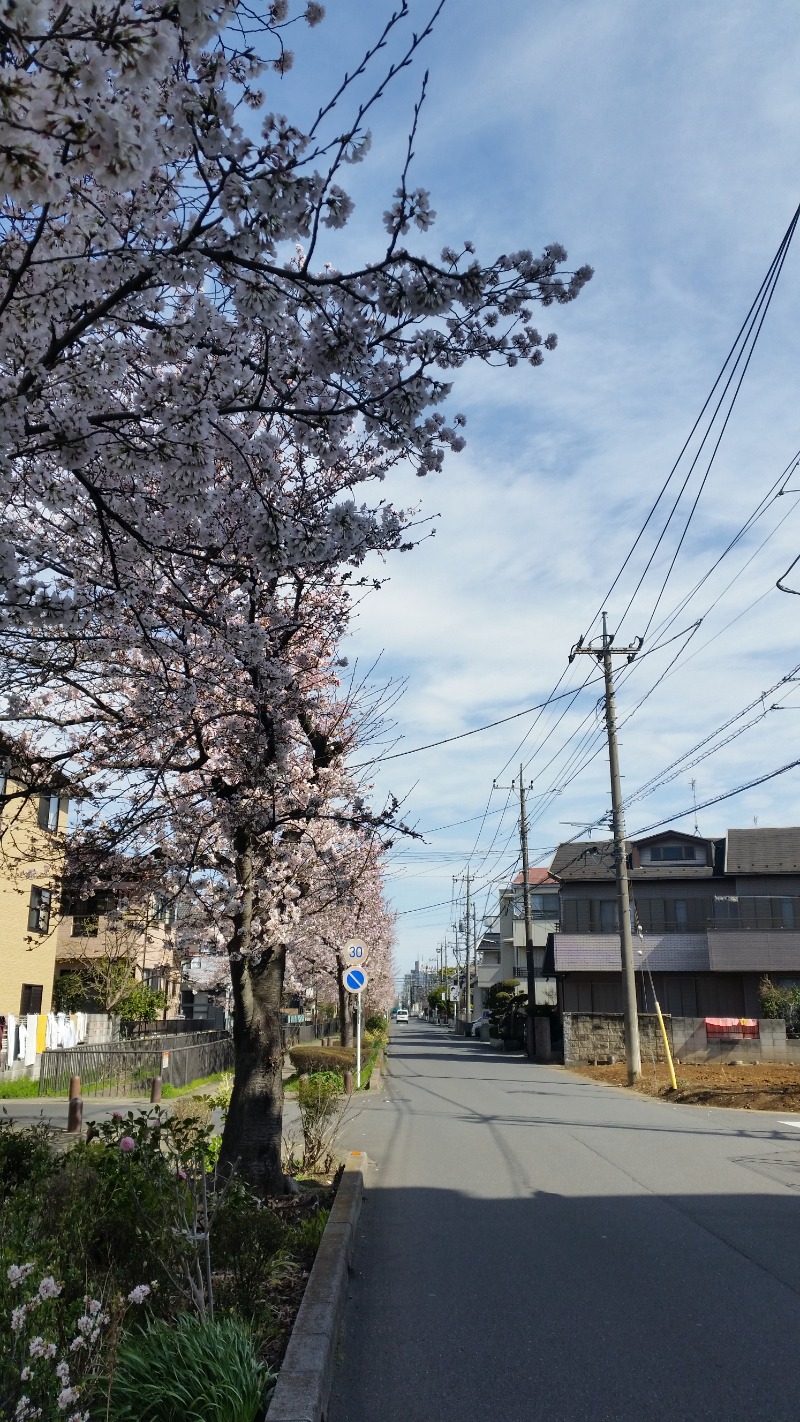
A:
[288, 1044, 356, 1075]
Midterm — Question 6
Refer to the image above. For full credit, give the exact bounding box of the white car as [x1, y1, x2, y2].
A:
[395, 1009, 409, 1023]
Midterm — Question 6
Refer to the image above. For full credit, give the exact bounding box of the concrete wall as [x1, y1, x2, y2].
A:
[670, 1016, 800, 1064]
[563, 1011, 800, 1065]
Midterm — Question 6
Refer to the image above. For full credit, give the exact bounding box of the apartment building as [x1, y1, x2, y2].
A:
[0, 774, 68, 1021]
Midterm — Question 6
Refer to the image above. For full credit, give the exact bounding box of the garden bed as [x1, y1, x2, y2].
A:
[569, 1059, 800, 1110]
[0, 1094, 339, 1421]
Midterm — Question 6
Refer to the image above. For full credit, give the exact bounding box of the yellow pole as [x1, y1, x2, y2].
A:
[654, 998, 678, 1091]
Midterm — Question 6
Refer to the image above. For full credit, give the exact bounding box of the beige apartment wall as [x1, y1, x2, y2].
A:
[0, 783, 68, 1018]
[55, 908, 181, 1012]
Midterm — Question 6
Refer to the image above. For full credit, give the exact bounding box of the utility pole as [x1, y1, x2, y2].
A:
[453, 920, 459, 1031]
[465, 870, 471, 1029]
[493, 766, 536, 1058]
[570, 612, 642, 1084]
[518, 766, 535, 1059]
[453, 871, 473, 1035]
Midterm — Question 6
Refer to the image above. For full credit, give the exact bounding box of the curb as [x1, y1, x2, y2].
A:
[265, 1150, 367, 1422]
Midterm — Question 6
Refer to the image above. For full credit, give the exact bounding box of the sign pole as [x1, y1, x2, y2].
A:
[356, 992, 362, 1088]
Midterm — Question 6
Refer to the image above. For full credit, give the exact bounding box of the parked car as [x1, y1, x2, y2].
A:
[395, 1009, 409, 1023]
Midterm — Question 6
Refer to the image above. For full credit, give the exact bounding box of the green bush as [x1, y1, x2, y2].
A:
[53, 970, 89, 1013]
[117, 981, 166, 1027]
[109, 1313, 274, 1422]
[287, 1207, 329, 1264]
[289, 1044, 355, 1075]
[760, 976, 800, 1037]
[365, 1014, 387, 1035]
[297, 1072, 345, 1170]
[0, 1116, 53, 1199]
[212, 1181, 288, 1338]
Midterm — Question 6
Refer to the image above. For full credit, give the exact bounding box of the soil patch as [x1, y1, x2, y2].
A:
[264, 1177, 337, 1369]
[568, 1059, 800, 1111]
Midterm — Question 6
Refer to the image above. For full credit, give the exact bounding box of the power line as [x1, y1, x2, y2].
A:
[350, 676, 603, 768]
[630, 756, 800, 838]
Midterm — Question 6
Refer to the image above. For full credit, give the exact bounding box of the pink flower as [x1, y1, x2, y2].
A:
[119, 1137, 135, 1152]
[7, 1264, 35, 1289]
[36, 1277, 62, 1301]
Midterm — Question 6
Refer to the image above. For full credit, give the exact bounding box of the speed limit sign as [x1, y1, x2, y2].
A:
[339, 937, 371, 968]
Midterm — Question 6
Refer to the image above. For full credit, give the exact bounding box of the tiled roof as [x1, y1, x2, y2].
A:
[511, 868, 559, 887]
[549, 840, 617, 879]
[726, 827, 800, 874]
[550, 839, 717, 880]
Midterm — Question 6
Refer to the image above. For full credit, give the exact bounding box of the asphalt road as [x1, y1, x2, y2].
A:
[329, 1021, 800, 1422]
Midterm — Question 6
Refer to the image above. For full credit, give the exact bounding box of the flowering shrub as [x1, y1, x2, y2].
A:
[0, 1109, 324, 1416]
[5, 1264, 152, 1421]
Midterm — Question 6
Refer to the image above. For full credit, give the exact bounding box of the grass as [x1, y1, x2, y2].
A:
[0, 1077, 41, 1098]
[160, 1072, 230, 1099]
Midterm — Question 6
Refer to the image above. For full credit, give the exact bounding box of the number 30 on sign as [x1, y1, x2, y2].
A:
[339, 937, 371, 967]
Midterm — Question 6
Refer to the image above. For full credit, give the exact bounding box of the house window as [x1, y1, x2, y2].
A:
[153, 893, 178, 927]
[27, 886, 51, 934]
[674, 900, 689, 930]
[599, 900, 618, 932]
[647, 844, 698, 862]
[780, 898, 795, 930]
[37, 793, 60, 833]
[20, 984, 43, 1014]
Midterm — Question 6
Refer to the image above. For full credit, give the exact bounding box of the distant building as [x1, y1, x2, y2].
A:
[402, 958, 435, 1009]
[546, 826, 800, 1017]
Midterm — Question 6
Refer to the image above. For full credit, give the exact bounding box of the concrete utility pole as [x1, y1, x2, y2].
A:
[493, 767, 536, 1059]
[454, 921, 461, 1030]
[453, 871, 473, 1033]
[518, 766, 536, 1060]
[465, 870, 471, 1027]
[570, 612, 642, 1084]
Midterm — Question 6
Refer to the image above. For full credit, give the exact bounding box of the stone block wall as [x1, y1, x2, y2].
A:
[564, 1010, 800, 1065]
[563, 1012, 669, 1064]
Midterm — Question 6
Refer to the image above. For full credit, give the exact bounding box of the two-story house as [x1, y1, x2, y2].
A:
[473, 868, 559, 1016]
[546, 826, 800, 1018]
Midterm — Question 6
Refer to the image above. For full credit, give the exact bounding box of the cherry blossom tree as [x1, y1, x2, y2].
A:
[0, 0, 592, 1190]
[285, 828, 396, 1041]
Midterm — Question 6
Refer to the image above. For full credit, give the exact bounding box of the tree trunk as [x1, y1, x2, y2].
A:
[338, 964, 354, 1048]
[219, 830, 286, 1197]
[221, 951, 286, 1197]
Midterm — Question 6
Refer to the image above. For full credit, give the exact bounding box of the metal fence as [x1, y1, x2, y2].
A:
[282, 1019, 340, 1048]
[38, 1031, 233, 1097]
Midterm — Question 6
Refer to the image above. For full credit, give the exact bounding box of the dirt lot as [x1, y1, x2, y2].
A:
[568, 1059, 800, 1111]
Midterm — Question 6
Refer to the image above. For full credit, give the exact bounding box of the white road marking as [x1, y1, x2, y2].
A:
[779, 1120, 800, 1129]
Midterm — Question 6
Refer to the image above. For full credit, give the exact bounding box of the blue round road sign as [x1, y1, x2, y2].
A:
[344, 966, 367, 994]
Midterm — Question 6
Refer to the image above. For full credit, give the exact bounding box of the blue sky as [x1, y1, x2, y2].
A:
[282, 1, 800, 981]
